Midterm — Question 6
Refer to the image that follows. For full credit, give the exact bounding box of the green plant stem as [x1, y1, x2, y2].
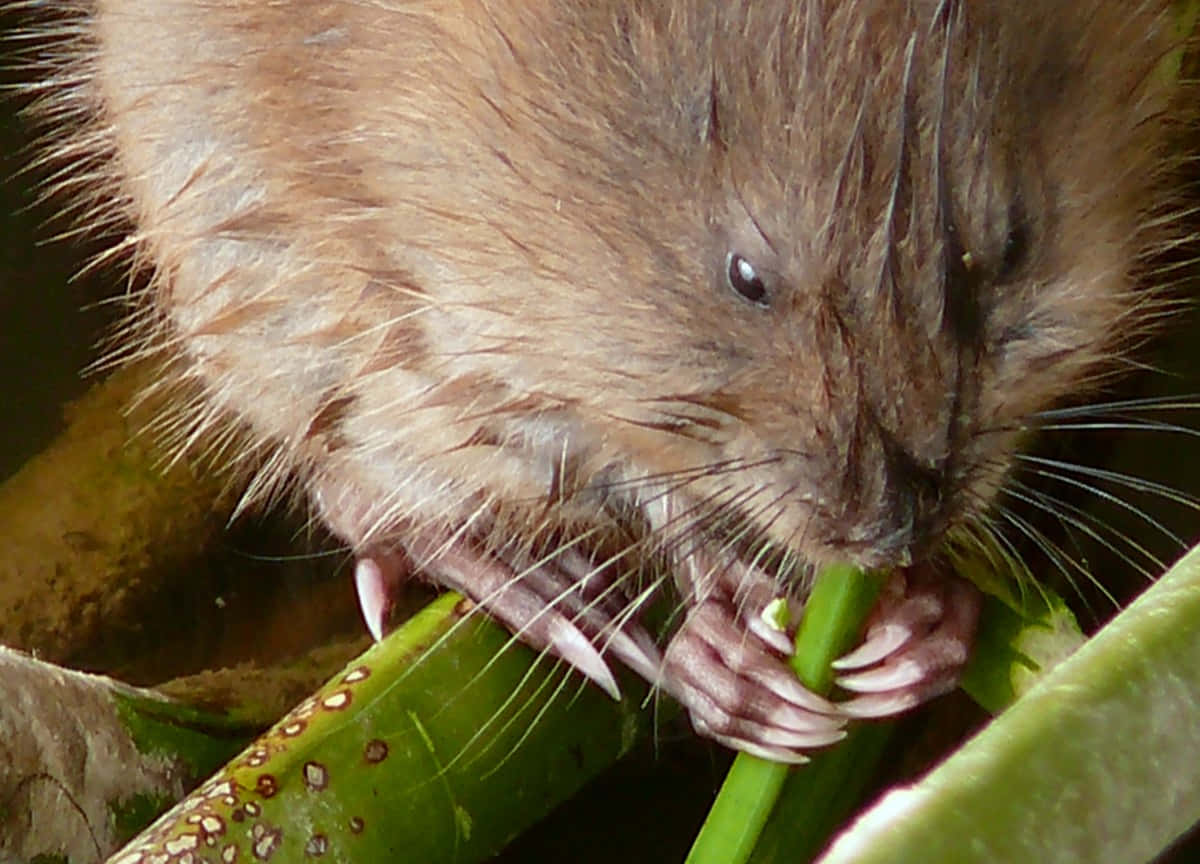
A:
[818, 540, 1200, 864]
[685, 564, 885, 864]
[110, 592, 649, 863]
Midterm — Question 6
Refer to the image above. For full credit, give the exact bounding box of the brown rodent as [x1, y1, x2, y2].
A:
[23, 0, 1194, 760]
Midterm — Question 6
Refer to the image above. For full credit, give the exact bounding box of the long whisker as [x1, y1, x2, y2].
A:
[1016, 453, 1200, 513]
[1034, 394, 1200, 420]
[1014, 460, 1189, 549]
[990, 501, 1116, 614]
[1002, 480, 1163, 579]
[594, 455, 784, 496]
[954, 490, 1049, 609]
[1035, 419, 1200, 440]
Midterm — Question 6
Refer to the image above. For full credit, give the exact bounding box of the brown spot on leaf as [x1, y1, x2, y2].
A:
[303, 761, 329, 791]
[245, 748, 270, 768]
[165, 834, 199, 855]
[305, 835, 330, 857]
[321, 690, 352, 710]
[251, 823, 283, 860]
[363, 740, 389, 764]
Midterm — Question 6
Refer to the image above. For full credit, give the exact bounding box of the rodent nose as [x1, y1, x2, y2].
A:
[877, 437, 946, 562]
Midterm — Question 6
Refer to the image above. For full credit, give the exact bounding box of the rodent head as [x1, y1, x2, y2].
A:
[67, 1, 1186, 576]
[313, 1, 1175, 573]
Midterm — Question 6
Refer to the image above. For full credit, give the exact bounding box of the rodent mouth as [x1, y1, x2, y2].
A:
[628, 482, 934, 587]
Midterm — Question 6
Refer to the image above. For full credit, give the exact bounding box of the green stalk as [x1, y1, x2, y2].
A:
[107, 593, 649, 863]
[685, 564, 885, 864]
[818, 539, 1200, 864]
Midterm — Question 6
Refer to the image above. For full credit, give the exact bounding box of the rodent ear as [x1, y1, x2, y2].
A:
[725, 252, 770, 307]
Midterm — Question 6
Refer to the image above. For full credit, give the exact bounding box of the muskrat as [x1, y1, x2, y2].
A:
[19, 0, 1193, 761]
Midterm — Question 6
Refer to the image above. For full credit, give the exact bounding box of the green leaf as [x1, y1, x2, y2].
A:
[818, 540, 1200, 864]
[110, 593, 647, 863]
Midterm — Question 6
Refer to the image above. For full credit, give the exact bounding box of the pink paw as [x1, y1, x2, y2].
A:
[833, 567, 981, 718]
[658, 598, 844, 764]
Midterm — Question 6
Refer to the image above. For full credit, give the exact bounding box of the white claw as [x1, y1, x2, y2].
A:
[354, 557, 388, 642]
[548, 617, 621, 700]
[836, 659, 925, 694]
[606, 629, 662, 682]
[761, 673, 840, 715]
[707, 731, 812, 765]
[755, 724, 848, 751]
[832, 624, 913, 671]
[747, 612, 796, 655]
[838, 690, 921, 719]
[766, 700, 846, 734]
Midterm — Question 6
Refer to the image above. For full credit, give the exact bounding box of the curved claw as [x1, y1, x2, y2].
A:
[838, 690, 923, 719]
[832, 623, 913, 671]
[745, 605, 797, 656]
[699, 726, 814, 765]
[544, 616, 621, 699]
[354, 552, 407, 641]
[832, 571, 981, 720]
[656, 597, 846, 763]
[430, 544, 623, 699]
[837, 658, 927, 693]
[677, 682, 844, 762]
[520, 555, 663, 682]
[684, 601, 837, 715]
[603, 627, 663, 683]
[355, 558, 389, 642]
[749, 721, 847, 751]
[713, 740, 810, 765]
[681, 678, 845, 754]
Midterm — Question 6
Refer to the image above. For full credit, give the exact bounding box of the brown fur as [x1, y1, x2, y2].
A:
[15, 0, 1195, 589]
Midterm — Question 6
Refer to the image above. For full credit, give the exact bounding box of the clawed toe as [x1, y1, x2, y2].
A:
[680, 600, 838, 715]
[656, 597, 845, 761]
[354, 552, 407, 641]
[833, 571, 980, 720]
[832, 622, 913, 671]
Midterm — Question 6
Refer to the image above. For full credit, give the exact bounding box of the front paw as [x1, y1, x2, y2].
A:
[657, 567, 980, 762]
[834, 568, 980, 719]
[658, 598, 845, 764]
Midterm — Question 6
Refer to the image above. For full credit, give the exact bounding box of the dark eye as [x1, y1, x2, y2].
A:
[726, 252, 768, 306]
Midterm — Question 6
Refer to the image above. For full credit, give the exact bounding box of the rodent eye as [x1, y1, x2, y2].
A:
[726, 252, 769, 306]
